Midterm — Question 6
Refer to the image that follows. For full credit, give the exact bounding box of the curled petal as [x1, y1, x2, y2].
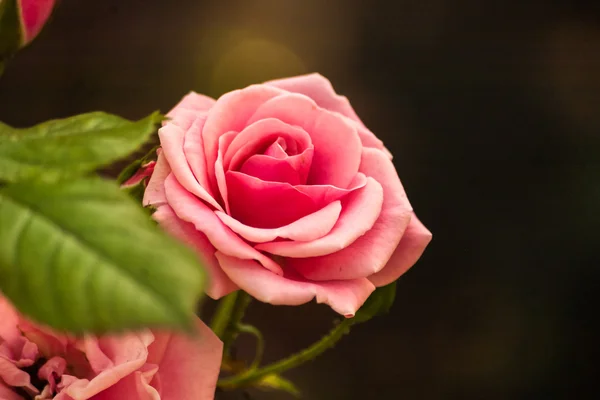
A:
[56, 333, 150, 400]
[368, 215, 432, 287]
[265, 73, 364, 125]
[166, 92, 215, 131]
[90, 368, 160, 400]
[285, 148, 414, 280]
[215, 132, 238, 214]
[265, 73, 391, 156]
[183, 114, 217, 198]
[216, 200, 342, 243]
[164, 174, 282, 275]
[153, 206, 237, 299]
[239, 147, 314, 186]
[248, 93, 362, 189]
[256, 177, 383, 257]
[226, 172, 364, 229]
[216, 252, 375, 317]
[202, 85, 285, 186]
[16, 320, 67, 361]
[0, 357, 37, 393]
[224, 118, 312, 172]
[159, 124, 223, 211]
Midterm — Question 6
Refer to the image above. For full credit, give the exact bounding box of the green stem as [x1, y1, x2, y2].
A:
[235, 323, 265, 371]
[210, 291, 239, 339]
[218, 318, 355, 389]
[221, 291, 253, 353]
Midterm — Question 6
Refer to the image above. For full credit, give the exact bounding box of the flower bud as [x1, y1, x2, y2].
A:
[0, 0, 55, 59]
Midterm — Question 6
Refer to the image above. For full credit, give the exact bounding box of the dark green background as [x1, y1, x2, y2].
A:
[1, 0, 598, 398]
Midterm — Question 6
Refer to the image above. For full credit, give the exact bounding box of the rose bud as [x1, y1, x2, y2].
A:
[0, 0, 56, 60]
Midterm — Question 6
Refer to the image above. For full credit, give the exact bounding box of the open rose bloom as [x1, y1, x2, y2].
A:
[144, 74, 432, 317]
[0, 296, 222, 400]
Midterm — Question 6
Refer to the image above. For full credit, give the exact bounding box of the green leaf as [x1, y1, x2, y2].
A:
[352, 282, 397, 324]
[0, 111, 162, 183]
[0, 178, 205, 333]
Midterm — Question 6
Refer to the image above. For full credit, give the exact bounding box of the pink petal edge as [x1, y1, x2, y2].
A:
[265, 73, 392, 157]
[166, 91, 216, 131]
[255, 177, 384, 257]
[163, 174, 283, 275]
[286, 148, 414, 281]
[368, 214, 432, 287]
[216, 252, 375, 317]
[158, 124, 223, 211]
[247, 93, 363, 189]
[202, 85, 285, 187]
[215, 200, 342, 243]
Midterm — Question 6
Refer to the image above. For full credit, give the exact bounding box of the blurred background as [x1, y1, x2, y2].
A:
[1, 0, 598, 398]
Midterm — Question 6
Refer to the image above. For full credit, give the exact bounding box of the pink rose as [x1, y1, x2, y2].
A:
[18, 0, 56, 45]
[0, 296, 222, 400]
[144, 73, 432, 317]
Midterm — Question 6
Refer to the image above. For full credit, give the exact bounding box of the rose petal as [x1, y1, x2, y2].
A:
[216, 200, 342, 243]
[142, 150, 171, 208]
[265, 73, 365, 124]
[224, 118, 312, 172]
[226, 171, 363, 229]
[153, 206, 237, 299]
[17, 320, 68, 360]
[158, 123, 223, 211]
[146, 319, 223, 400]
[77, 338, 113, 374]
[356, 125, 393, 159]
[90, 369, 160, 400]
[38, 357, 66, 385]
[285, 148, 414, 280]
[166, 92, 215, 131]
[368, 215, 432, 287]
[240, 147, 314, 186]
[202, 85, 285, 186]
[216, 252, 375, 317]
[264, 138, 288, 158]
[76, 331, 153, 375]
[0, 357, 37, 393]
[215, 131, 238, 214]
[164, 174, 282, 275]
[0, 297, 21, 342]
[0, 381, 22, 400]
[265, 73, 391, 156]
[256, 177, 383, 257]
[1, 337, 37, 368]
[56, 333, 152, 400]
[248, 93, 362, 188]
[182, 114, 217, 198]
[158, 124, 223, 210]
